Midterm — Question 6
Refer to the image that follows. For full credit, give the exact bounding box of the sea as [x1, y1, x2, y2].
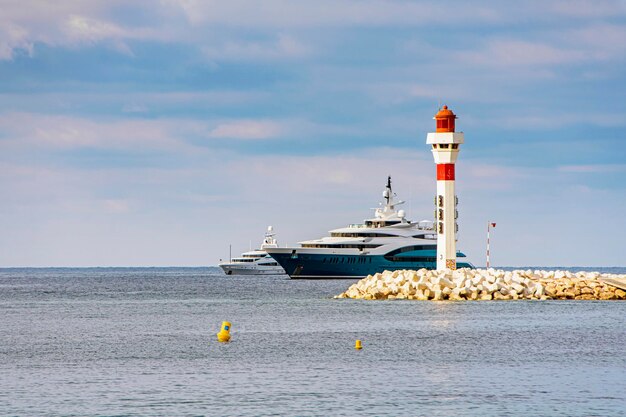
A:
[1, 267, 625, 417]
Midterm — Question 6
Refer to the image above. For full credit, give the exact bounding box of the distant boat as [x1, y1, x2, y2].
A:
[266, 177, 473, 279]
[219, 226, 286, 275]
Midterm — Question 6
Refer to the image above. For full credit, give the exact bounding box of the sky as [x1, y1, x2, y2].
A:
[1, 0, 625, 267]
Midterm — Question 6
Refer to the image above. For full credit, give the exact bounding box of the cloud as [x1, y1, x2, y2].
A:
[0, 1, 165, 60]
[121, 103, 149, 113]
[558, 164, 626, 173]
[0, 1, 503, 60]
[103, 198, 131, 213]
[0, 113, 187, 151]
[222, 147, 435, 200]
[2, 0, 625, 75]
[478, 112, 626, 130]
[208, 120, 284, 139]
[0, 22, 33, 60]
[0, 113, 301, 154]
[563, 23, 626, 61]
[169, 0, 497, 28]
[466, 164, 528, 179]
[2, 144, 625, 266]
[202, 34, 309, 61]
[456, 39, 585, 69]
[65, 15, 127, 44]
[549, 0, 626, 18]
[65, 15, 135, 55]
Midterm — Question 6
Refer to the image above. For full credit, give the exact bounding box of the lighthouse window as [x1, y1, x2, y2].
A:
[451, 144, 458, 149]
[441, 144, 449, 149]
[432, 144, 438, 149]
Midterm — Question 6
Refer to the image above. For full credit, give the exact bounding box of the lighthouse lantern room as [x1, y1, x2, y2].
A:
[426, 105, 464, 270]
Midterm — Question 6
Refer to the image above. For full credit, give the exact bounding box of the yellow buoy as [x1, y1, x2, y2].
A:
[217, 321, 231, 342]
[355, 339, 362, 350]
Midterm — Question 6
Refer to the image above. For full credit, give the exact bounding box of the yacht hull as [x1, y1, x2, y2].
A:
[269, 252, 473, 279]
[219, 264, 285, 275]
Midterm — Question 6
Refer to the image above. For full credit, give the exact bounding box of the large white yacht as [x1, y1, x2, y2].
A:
[219, 227, 286, 275]
[266, 177, 473, 279]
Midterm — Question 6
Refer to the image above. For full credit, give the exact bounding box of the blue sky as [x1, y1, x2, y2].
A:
[1, 0, 625, 267]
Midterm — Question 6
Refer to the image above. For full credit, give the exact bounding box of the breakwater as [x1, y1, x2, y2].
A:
[335, 268, 626, 301]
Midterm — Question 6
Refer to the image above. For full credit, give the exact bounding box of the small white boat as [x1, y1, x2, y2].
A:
[219, 226, 286, 275]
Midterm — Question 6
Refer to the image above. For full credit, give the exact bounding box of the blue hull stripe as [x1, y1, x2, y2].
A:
[270, 252, 474, 279]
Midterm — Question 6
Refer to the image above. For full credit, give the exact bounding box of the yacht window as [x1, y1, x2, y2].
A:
[330, 232, 395, 238]
[386, 256, 437, 263]
[300, 243, 381, 249]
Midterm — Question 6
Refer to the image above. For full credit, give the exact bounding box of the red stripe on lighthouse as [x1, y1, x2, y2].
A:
[437, 164, 455, 180]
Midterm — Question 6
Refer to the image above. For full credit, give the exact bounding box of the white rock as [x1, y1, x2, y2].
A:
[417, 281, 429, 291]
[534, 284, 545, 297]
[471, 276, 484, 286]
[484, 283, 498, 294]
[511, 283, 525, 294]
[452, 277, 465, 288]
[439, 277, 455, 289]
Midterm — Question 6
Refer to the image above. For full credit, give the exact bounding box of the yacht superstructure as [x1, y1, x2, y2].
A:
[265, 177, 473, 279]
[219, 227, 286, 275]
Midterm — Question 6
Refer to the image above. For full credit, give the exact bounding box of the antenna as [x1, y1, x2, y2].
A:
[385, 176, 391, 204]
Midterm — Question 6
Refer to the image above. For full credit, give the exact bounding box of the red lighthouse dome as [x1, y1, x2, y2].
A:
[434, 105, 457, 133]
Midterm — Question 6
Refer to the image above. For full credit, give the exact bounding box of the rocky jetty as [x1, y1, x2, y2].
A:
[335, 268, 626, 301]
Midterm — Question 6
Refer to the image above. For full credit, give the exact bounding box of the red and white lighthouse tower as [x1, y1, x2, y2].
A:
[426, 105, 464, 270]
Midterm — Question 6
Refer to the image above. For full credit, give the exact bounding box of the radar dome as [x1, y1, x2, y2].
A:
[398, 210, 405, 218]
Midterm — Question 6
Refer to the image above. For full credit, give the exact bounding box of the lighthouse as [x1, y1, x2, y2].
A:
[426, 105, 464, 270]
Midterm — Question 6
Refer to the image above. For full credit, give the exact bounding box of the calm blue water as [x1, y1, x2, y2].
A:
[1, 267, 625, 416]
